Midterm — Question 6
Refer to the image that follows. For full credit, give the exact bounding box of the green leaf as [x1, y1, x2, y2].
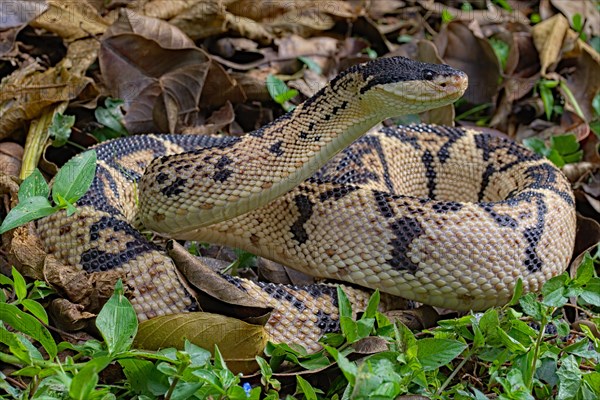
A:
[95, 280, 138, 355]
[21, 299, 49, 325]
[296, 375, 318, 400]
[0, 196, 56, 234]
[363, 290, 380, 319]
[11, 266, 27, 302]
[0, 326, 33, 364]
[539, 84, 555, 120]
[556, 355, 582, 400]
[592, 91, 600, 117]
[416, 338, 467, 371]
[95, 98, 128, 139]
[69, 356, 112, 400]
[489, 37, 510, 70]
[508, 278, 524, 306]
[266, 74, 298, 106]
[441, 8, 454, 23]
[49, 113, 75, 147]
[52, 150, 97, 205]
[119, 358, 155, 397]
[574, 252, 594, 285]
[551, 134, 579, 153]
[572, 13, 583, 32]
[298, 56, 322, 74]
[18, 169, 49, 200]
[0, 302, 57, 358]
[323, 345, 357, 386]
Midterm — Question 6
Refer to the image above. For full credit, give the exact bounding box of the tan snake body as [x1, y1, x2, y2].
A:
[37, 57, 576, 350]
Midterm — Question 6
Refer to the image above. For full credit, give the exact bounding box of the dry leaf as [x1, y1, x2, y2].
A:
[531, 13, 570, 76]
[0, 142, 23, 177]
[3, 223, 46, 280]
[31, 0, 109, 41]
[135, 312, 268, 374]
[434, 21, 501, 105]
[168, 240, 273, 319]
[48, 298, 96, 331]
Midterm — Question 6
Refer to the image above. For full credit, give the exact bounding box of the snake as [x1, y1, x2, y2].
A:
[36, 57, 577, 352]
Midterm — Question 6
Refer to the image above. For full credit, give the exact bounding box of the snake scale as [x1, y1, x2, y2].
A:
[37, 57, 576, 351]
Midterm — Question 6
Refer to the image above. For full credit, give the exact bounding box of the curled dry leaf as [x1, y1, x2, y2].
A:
[168, 240, 273, 320]
[352, 336, 390, 355]
[44, 255, 125, 313]
[48, 298, 96, 331]
[135, 312, 268, 374]
[550, 0, 600, 37]
[384, 306, 441, 331]
[3, 224, 46, 280]
[563, 41, 600, 122]
[0, 142, 24, 177]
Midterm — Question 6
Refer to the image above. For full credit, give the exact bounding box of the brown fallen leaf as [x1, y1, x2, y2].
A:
[434, 21, 501, 105]
[168, 240, 273, 320]
[100, 10, 243, 133]
[44, 255, 125, 313]
[0, 142, 23, 177]
[31, 0, 109, 41]
[352, 336, 389, 355]
[3, 223, 46, 280]
[385, 306, 442, 331]
[48, 298, 96, 331]
[135, 312, 268, 374]
[531, 13, 570, 76]
[572, 214, 600, 262]
[0, 40, 96, 140]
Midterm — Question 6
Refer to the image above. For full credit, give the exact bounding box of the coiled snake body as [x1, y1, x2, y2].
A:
[38, 57, 576, 350]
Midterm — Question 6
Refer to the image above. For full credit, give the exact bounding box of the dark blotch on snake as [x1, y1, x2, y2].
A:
[161, 177, 187, 197]
[318, 184, 359, 202]
[374, 191, 422, 272]
[422, 150, 436, 199]
[290, 195, 314, 245]
[269, 141, 284, 157]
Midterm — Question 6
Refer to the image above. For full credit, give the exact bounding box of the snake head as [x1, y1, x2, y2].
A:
[340, 57, 468, 116]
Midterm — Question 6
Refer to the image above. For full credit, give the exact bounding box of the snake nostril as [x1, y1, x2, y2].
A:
[440, 82, 447, 88]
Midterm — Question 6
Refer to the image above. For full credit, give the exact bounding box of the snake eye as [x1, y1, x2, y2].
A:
[423, 69, 436, 81]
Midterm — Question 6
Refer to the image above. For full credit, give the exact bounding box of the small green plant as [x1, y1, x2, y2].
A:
[1, 252, 599, 398]
[441, 8, 455, 23]
[0, 150, 97, 234]
[523, 133, 583, 167]
[298, 56, 322, 74]
[571, 13, 587, 41]
[536, 79, 585, 122]
[492, 0, 512, 11]
[590, 91, 600, 138]
[266, 74, 298, 112]
[48, 113, 76, 148]
[93, 98, 129, 141]
[489, 37, 510, 71]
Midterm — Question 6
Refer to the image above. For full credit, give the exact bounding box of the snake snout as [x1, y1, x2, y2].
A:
[439, 70, 468, 99]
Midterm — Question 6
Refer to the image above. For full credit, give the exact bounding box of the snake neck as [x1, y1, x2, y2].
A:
[139, 59, 467, 234]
